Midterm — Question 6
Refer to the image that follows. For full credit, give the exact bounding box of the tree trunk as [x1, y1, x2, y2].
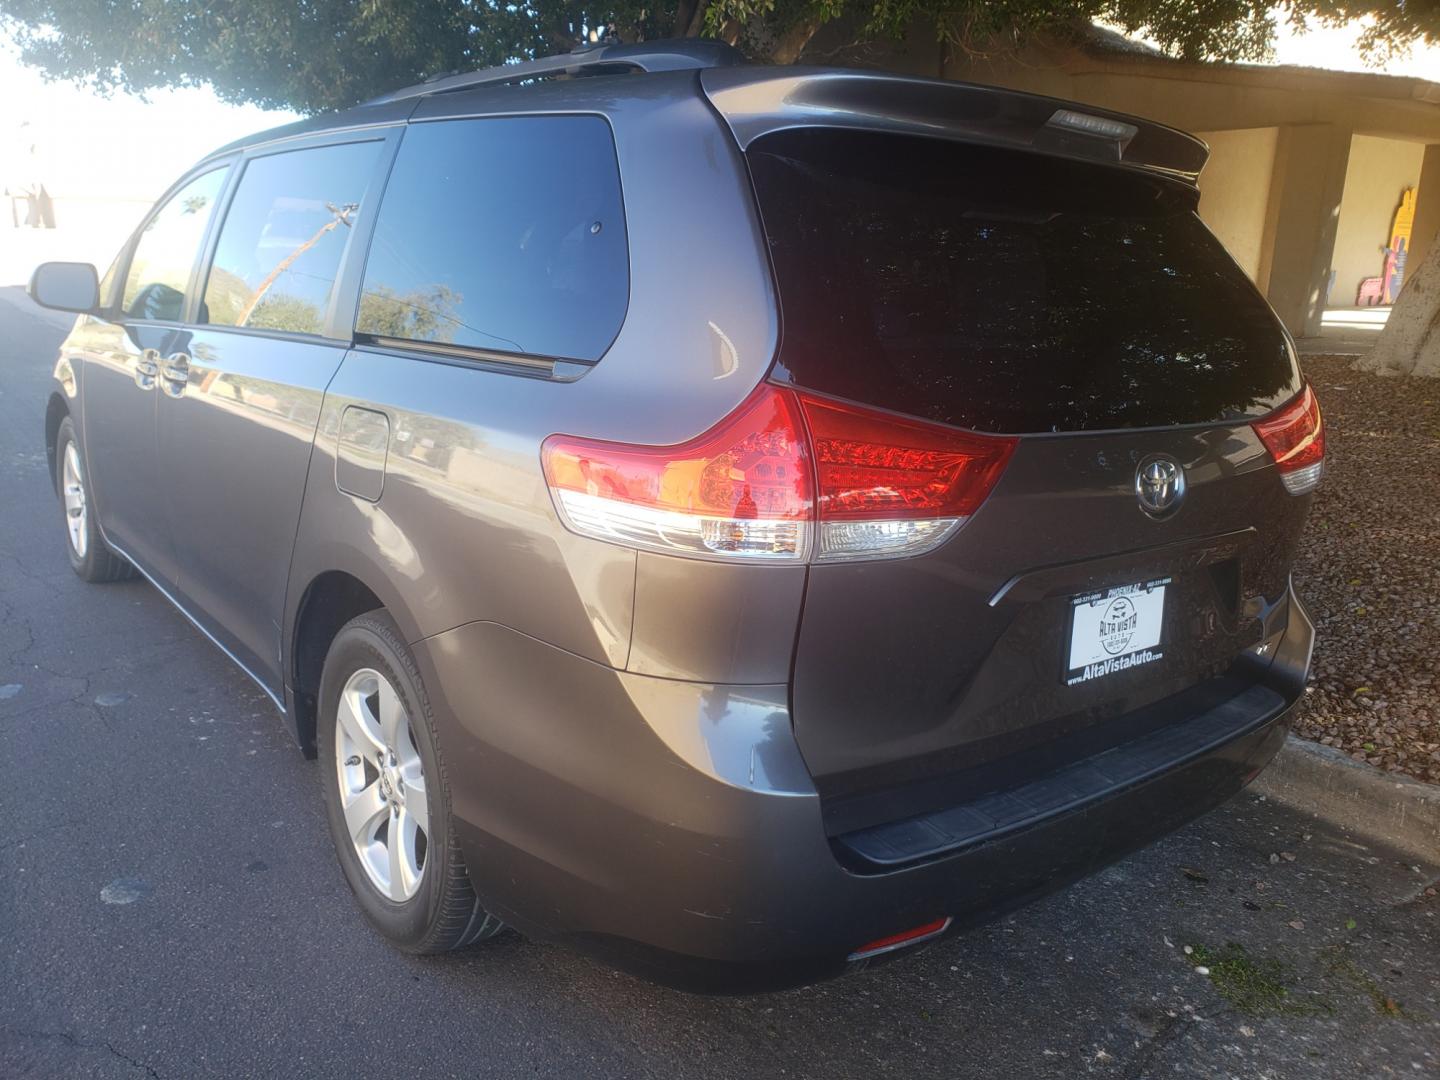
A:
[1354, 234, 1440, 377]
[235, 205, 352, 327]
[673, 0, 697, 37]
[684, 0, 711, 39]
[769, 17, 822, 64]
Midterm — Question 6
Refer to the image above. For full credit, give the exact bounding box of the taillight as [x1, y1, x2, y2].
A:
[799, 394, 1017, 561]
[1252, 385, 1324, 495]
[541, 384, 1017, 563]
[542, 384, 813, 561]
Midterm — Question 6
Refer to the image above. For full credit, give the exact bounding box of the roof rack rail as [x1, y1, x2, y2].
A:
[365, 39, 746, 105]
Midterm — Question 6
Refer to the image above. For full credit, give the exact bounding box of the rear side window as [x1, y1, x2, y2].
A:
[122, 168, 228, 322]
[747, 129, 1299, 434]
[202, 140, 383, 335]
[358, 116, 627, 362]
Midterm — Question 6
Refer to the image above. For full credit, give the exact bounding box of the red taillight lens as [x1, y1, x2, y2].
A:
[541, 384, 1016, 562]
[799, 395, 1018, 521]
[541, 384, 813, 560]
[1252, 384, 1324, 495]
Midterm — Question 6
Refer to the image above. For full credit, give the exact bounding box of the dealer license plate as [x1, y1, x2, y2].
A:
[1064, 578, 1171, 686]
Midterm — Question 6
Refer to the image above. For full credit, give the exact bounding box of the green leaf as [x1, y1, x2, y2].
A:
[5, 0, 1440, 111]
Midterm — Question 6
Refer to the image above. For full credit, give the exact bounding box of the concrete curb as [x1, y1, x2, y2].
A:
[1254, 735, 1440, 861]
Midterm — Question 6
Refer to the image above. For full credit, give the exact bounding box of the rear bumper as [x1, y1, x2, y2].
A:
[415, 582, 1312, 993]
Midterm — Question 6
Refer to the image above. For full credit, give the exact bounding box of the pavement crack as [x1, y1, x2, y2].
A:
[4, 1026, 163, 1078]
[0, 684, 94, 724]
[1118, 1007, 1210, 1080]
[104, 1040, 163, 1079]
[0, 549, 67, 595]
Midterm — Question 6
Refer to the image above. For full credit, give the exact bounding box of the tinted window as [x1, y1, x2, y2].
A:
[122, 168, 228, 322]
[202, 141, 382, 335]
[358, 117, 627, 362]
[748, 129, 1299, 434]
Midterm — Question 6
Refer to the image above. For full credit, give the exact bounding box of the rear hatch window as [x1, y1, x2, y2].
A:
[746, 128, 1299, 434]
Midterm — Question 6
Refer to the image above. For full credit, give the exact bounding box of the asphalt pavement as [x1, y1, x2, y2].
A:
[2, 285, 1438, 1079]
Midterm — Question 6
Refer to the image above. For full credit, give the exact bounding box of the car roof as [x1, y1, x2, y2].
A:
[200, 39, 742, 161]
[199, 38, 1207, 185]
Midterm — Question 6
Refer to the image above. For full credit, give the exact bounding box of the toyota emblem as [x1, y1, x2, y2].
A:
[1135, 456, 1186, 517]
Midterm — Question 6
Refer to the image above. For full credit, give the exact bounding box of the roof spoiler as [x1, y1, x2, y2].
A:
[365, 39, 745, 105]
[701, 67, 1209, 184]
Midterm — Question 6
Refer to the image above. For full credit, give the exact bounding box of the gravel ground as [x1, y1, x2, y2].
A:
[1290, 353, 1440, 783]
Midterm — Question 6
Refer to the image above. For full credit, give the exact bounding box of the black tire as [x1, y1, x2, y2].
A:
[317, 609, 504, 953]
[54, 416, 136, 583]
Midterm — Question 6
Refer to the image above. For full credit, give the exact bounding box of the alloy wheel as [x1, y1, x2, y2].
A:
[62, 442, 88, 558]
[334, 667, 430, 901]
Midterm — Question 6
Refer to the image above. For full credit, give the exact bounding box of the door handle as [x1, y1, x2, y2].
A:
[159, 352, 190, 398]
[134, 348, 160, 391]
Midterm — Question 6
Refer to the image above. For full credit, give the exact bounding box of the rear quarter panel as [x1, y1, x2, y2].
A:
[283, 73, 783, 676]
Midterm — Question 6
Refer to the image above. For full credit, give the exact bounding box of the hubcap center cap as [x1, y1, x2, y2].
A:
[378, 751, 402, 805]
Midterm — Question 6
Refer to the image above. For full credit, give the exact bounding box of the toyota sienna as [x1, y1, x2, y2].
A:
[29, 40, 1323, 992]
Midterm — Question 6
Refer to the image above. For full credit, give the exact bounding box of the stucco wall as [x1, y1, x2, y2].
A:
[1194, 127, 1280, 283]
[1330, 134, 1426, 306]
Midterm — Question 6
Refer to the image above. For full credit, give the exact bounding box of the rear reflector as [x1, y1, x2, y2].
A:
[848, 917, 952, 961]
[1252, 384, 1324, 495]
[542, 386, 1017, 563]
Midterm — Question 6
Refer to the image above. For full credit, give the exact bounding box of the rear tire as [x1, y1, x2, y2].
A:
[317, 609, 504, 953]
[55, 416, 135, 583]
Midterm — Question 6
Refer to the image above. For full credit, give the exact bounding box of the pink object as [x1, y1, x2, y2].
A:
[1356, 277, 1384, 306]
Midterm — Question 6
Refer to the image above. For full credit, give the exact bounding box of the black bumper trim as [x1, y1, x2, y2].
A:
[836, 682, 1287, 869]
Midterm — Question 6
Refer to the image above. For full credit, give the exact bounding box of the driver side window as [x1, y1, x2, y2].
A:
[121, 167, 229, 322]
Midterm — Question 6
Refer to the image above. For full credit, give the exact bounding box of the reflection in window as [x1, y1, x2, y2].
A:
[357, 116, 628, 362]
[357, 284, 463, 343]
[749, 129, 1298, 433]
[122, 168, 228, 322]
[203, 141, 381, 336]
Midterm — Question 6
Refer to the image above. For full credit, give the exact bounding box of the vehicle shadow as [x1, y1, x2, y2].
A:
[426, 796, 1440, 1080]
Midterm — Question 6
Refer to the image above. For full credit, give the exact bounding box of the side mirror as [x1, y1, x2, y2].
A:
[28, 261, 101, 315]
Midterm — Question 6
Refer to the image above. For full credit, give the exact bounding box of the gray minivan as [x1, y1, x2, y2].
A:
[31, 40, 1322, 992]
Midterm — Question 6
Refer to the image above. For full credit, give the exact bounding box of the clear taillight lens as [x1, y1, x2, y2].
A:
[1253, 384, 1324, 495]
[541, 384, 1017, 562]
